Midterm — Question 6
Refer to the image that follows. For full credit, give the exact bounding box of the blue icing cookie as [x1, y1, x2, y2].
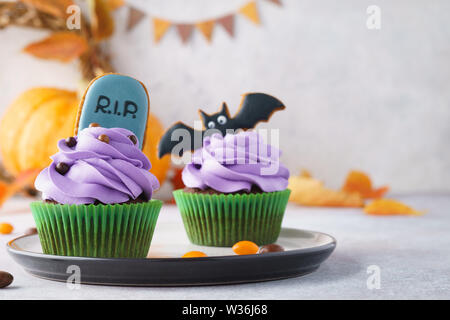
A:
[77, 74, 149, 149]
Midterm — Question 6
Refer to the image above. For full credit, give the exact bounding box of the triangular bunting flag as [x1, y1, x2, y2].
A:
[153, 18, 171, 43]
[127, 6, 146, 31]
[239, 1, 260, 25]
[217, 14, 234, 37]
[266, 0, 282, 6]
[196, 20, 215, 42]
[176, 24, 193, 44]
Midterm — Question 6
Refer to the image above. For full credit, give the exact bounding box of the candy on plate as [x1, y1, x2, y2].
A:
[232, 241, 259, 255]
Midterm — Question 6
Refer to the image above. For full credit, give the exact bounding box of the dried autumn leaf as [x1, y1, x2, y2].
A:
[289, 175, 364, 207]
[107, 0, 125, 10]
[89, 0, 114, 41]
[300, 169, 312, 178]
[22, 0, 75, 18]
[0, 169, 40, 208]
[342, 170, 389, 199]
[24, 32, 88, 62]
[364, 199, 424, 216]
[0, 182, 9, 207]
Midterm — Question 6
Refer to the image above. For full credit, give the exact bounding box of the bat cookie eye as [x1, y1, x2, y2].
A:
[207, 121, 216, 129]
[217, 115, 227, 125]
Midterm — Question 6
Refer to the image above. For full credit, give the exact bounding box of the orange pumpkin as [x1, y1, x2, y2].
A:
[143, 113, 171, 184]
[0, 88, 170, 184]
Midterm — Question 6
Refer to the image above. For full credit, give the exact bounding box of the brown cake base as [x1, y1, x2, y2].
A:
[183, 186, 264, 195]
[44, 193, 148, 205]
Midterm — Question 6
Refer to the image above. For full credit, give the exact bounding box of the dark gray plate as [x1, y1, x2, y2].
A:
[7, 228, 336, 286]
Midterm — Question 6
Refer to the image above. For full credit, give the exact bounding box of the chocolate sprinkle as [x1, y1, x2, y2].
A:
[89, 122, 100, 128]
[98, 134, 110, 144]
[65, 137, 77, 148]
[55, 162, 70, 175]
[128, 135, 137, 145]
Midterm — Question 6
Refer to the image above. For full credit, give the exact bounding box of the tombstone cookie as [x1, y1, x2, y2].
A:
[31, 73, 162, 258]
[75, 73, 149, 149]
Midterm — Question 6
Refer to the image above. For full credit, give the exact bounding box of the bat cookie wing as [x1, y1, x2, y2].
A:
[233, 93, 285, 130]
[157, 92, 286, 158]
[158, 122, 203, 158]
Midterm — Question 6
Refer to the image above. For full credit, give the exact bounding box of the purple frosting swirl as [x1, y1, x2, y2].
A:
[182, 131, 289, 193]
[35, 127, 159, 204]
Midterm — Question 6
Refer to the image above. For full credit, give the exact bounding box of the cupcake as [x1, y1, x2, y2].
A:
[31, 126, 162, 258]
[173, 131, 290, 247]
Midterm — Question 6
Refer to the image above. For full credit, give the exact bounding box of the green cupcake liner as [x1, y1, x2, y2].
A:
[173, 189, 291, 247]
[30, 200, 162, 258]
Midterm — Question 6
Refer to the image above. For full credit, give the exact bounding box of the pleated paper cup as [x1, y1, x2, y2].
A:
[173, 189, 291, 247]
[30, 200, 162, 258]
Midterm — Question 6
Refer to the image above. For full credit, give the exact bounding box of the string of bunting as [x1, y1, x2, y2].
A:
[126, 0, 282, 44]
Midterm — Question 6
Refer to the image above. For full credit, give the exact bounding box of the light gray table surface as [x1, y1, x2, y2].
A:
[0, 194, 449, 300]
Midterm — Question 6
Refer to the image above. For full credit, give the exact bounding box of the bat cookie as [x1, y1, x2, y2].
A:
[158, 93, 285, 158]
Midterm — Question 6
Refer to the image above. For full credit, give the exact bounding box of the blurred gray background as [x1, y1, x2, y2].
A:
[0, 0, 449, 192]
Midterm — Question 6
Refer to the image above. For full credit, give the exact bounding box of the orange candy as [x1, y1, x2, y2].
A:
[0, 222, 14, 234]
[182, 251, 207, 258]
[232, 241, 259, 255]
